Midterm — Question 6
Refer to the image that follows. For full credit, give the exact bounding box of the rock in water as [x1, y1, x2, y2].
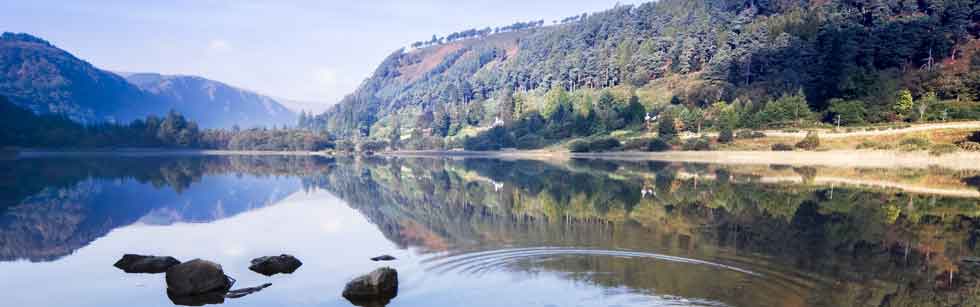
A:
[113, 254, 181, 273]
[165, 259, 234, 297]
[342, 267, 398, 305]
[370, 255, 396, 262]
[248, 254, 303, 276]
[167, 290, 226, 306]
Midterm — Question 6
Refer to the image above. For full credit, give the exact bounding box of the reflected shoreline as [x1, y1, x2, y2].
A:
[1, 154, 979, 307]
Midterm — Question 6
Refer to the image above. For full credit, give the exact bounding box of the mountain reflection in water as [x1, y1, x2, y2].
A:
[0, 154, 979, 307]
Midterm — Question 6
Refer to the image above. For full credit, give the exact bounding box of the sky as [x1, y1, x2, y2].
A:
[1, 0, 643, 112]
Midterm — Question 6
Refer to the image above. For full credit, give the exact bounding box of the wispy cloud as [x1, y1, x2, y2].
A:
[207, 39, 233, 54]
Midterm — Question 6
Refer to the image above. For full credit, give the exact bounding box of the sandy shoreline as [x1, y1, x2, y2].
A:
[388, 149, 980, 170]
[9, 148, 980, 170]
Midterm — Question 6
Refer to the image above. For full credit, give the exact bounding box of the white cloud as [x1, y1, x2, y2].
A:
[207, 39, 233, 54]
[311, 67, 339, 87]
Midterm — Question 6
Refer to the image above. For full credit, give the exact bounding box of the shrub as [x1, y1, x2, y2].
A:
[718, 126, 734, 144]
[358, 140, 389, 152]
[589, 137, 622, 152]
[568, 138, 622, 153]
[658, 113, 678, 140]
[856, 141, 880, 150]
[464, 126, 514, 151]
[568, 140, 590, 153]
[771, 143, 794, 151]
[682, 136, 712, 151]
[929, 144, 959, 156]
[736, 130, 765, 139]
[646, 138, 671, 152]
[899, 137, 931, 151]
[956, 141, 980, 151]
[622, 138, 651, 151]
[794, 131, 820, 150]
[515, 134, 545, 149]
[335, 140, 355, 152]
[968, 131, 980, 143]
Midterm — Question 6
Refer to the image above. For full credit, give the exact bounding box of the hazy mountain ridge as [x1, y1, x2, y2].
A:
[0, 32, 296, 128]
[123, 72, 296, 128]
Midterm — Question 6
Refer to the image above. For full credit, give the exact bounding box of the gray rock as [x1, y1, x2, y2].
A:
[167, 290, 226, 306]
[342, 267, 398, 305]
[165, 259, 234, 297]
[248, 254, 302, 276]
[370, 255, 396, 261]
[114, 254, 180, 273]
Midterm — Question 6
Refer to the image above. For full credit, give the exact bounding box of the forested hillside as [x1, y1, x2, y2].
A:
[311, 0, 980, 150]
[0, 33, 296, 128]
[0, 33, 161, 124]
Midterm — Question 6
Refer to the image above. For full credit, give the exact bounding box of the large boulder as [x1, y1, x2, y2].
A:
[113, 254, 180, 273]
[342, 267, 398, 305]
[248, 254, 302, 276]
[165, 259, 234, 297]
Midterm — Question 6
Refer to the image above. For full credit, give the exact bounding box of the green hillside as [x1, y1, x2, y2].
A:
[310, 0, 980, 150]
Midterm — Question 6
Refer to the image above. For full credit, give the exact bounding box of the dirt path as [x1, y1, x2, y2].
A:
[681, 121, 980, 139]
[391, 149, 980, 171]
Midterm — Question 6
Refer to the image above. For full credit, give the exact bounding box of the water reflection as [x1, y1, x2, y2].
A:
[0, 154, 978, 307]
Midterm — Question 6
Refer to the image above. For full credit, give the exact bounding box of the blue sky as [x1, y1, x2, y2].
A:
[1, 0, 643, 112]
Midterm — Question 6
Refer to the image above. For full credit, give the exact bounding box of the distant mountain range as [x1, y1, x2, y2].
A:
[122, 72, 295, 128]
[0, 32, 296, 128]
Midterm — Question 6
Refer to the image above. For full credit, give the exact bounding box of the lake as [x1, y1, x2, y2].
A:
[1, 154, 979, 307]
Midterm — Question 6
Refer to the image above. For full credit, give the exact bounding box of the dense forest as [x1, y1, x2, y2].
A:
[0, 96, 334, 151]
[310, 0, 980, 150]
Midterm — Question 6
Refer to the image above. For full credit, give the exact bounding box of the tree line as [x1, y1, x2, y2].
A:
[0, 96, 335, 151]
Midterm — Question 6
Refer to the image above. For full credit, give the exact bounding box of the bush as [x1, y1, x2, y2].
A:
[899, 137, 931, 151]
[771, 143, 794, 151]
[358, 140, 389, 152]
[682, 136, 712, 151]
[622, 138, 650, 151]
[736, 130, 766, 139]
[856, 141, 880, 150]
[568, 140, 590, 153]
[335, 140, 355, 152]
[515, 134, 545, 149]
[589, 137, 622, 152]
[929, 144, 959, 156]
[646, 138, 672, 152]
[956, 141, 980, 151]
[968, 131, 980, 143]
[718, 126, 734, 144]
[464, 126, 514, 151]
[795, 131, 820, 150]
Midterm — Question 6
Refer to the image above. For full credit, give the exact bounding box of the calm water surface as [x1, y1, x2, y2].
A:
[1, 154, 979, 307]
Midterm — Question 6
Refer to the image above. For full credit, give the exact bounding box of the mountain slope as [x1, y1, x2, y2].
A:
[314, 0, 980, 145]
[0, 32, 162, 123]
[123, 73, 296, 128]
[0, 32, 296, 128]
